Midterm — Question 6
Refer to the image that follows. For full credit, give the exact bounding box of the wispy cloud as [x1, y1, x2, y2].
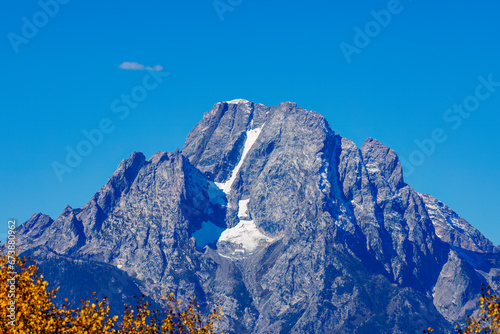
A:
[118, 62, 163, 71]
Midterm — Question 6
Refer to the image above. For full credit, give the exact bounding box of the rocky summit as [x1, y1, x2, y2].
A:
[18, 100, 500, 333]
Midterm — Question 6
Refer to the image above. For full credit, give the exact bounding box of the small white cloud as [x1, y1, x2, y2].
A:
[118, 62, 163, 71]
[146, 65, 163, 71]
[119, 62, 145, 70]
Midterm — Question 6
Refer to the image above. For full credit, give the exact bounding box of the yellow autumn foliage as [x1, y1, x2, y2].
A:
[0, 247, 222, 334]
[424, 285, 500, 334]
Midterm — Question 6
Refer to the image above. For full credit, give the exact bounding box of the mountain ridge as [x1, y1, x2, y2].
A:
[17, 100, 499, 333]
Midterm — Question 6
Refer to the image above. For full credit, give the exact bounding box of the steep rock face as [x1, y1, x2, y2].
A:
[180, 100, 455, 332]
[336, 137, 443, 290]
[17, 213, 54, 248]
[183, 100, 271, 183]
[17, 100, 500, 333]
[419, 193, 495, 253]
[18, 150, 226, 302]
[184, 101, 443, 286]
[432, 249, 484, 323]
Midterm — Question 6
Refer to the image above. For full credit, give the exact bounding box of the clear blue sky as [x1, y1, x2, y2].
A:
[1, 0, 499, 245]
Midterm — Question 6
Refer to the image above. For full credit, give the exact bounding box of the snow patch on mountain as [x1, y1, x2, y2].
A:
[218, 197, 273, 254]
[218, 220, 273, 253]
[225, 99, 250, 104]
[238, 199, 250, 219]
[215, 125, 264, 195]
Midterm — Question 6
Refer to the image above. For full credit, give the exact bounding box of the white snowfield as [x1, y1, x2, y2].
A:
[225, 99, 249, 104]
[215, 125, 263, 195]
[214, 124, 274, 254]
[218, 198, 274, 253]
[218, 220, 273, 252]
[238, 199, 250, 218]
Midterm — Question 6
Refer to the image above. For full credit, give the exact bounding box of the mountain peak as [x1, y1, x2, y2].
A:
[16, 101, 499, 334]
[361, 137, 406, 190]
[223, 99, 250, 104]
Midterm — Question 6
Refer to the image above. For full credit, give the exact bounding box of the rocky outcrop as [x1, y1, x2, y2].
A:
[419, 193, 496, 253]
